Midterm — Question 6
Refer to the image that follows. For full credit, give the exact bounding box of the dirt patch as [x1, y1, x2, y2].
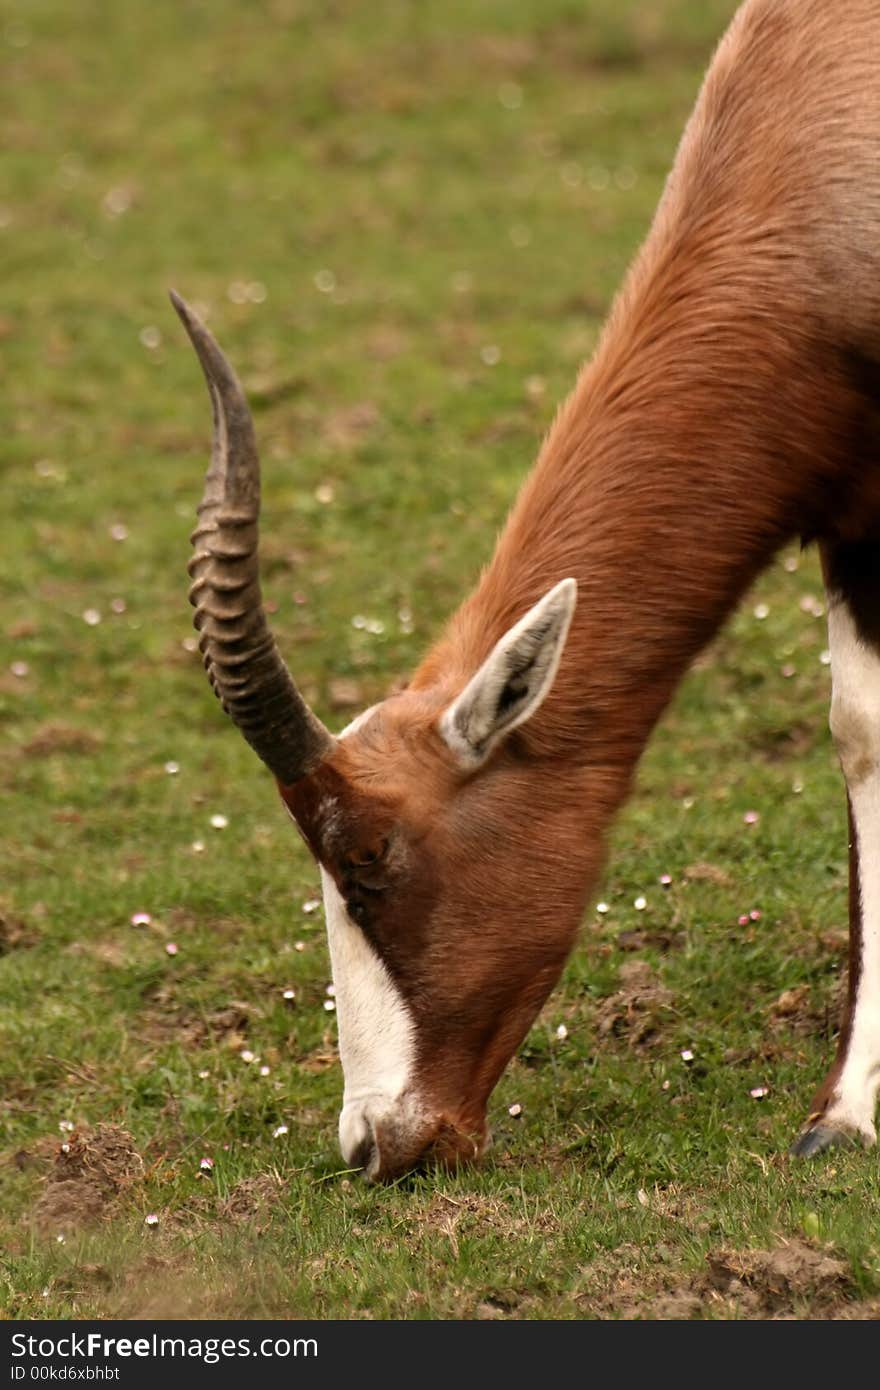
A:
[580, 1237, 865, 1319]
[767, 978, 846, 1039]
[616, 927, 683, 953]
[706, 1239, 852, 1316]
[217, 1173, 287, 1231]
[683, 861, 732, 887]
[321, 402, 380, 449]
[9, 1133, 58, 1175]
[0, 909, 39, 953]
[366, 325, 408, 362]
[594, 960, 675, 1048]
[140, 994, 254, 1051]
[421, 1191, 560, 1250]
[21, 723, 102, 758]
[295, 1044, 339, 1073]
[34, 1125, 144, 1232]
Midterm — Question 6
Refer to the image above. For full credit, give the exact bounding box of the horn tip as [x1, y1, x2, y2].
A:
[169, 288, 199, 336]
[169, 290, 225, 387]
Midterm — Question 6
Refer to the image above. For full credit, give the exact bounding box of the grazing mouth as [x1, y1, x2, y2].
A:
[364, 1112, 486, 1178]
[345, 1105, 488, 1183]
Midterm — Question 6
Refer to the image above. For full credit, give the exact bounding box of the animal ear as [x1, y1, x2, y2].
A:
[439, 578, 577, 769]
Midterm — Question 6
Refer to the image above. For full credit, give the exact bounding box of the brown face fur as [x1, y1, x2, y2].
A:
[280, 685, 605, 1172]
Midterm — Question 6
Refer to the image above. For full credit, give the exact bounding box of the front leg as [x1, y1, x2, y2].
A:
[792, 539, 880, 1155]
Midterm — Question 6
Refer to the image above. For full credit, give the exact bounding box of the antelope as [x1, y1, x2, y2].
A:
[173, 0, 880, 1181]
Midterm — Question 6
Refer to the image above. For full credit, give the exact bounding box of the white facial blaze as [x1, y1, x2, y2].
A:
[824, 598, 880, 1143]
[319, 867, 418, 1163]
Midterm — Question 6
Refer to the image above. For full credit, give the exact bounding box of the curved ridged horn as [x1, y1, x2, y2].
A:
[171, 290, 335, 784]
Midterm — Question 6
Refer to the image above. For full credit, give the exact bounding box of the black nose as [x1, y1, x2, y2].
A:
[350, 1133, 376, 1175]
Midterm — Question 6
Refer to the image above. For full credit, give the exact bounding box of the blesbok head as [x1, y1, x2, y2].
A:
[172, 293, 591, 1181]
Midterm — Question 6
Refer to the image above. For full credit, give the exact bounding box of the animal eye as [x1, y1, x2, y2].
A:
[344, 837, 388, 870]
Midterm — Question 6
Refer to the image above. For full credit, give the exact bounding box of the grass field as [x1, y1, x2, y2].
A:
[2, 0, 879, 1320]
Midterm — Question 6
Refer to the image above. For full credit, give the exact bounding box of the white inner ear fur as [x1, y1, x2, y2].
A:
[440, 577, 577, 769]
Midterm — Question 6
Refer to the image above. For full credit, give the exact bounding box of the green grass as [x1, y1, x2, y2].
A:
[1, 0, 878, 1320]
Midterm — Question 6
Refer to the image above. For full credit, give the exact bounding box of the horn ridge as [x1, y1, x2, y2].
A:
[171, 290, 335, 785]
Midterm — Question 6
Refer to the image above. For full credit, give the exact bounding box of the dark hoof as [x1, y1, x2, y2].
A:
[790, 1123, 859, 1158]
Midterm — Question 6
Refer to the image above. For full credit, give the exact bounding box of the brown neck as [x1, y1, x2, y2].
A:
[417, 235, 861, 775]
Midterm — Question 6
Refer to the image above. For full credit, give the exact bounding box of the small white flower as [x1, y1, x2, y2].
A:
[323, 999, 336, 1012]
[555, 1024, 568, 1041]
[273, 1124, 289, 1139]
[144, 1213, 159, 1227]
[681, 1049, 695, 1063]
[164, 760, 180, 775]
[508, 1103, 522, 1118]
[102, 185, 132, 218]
[82, 608, 101, 626]
[240, 1049, 256, 1064]
[210, 813, 229, 829]
[634, 896, 647, 911]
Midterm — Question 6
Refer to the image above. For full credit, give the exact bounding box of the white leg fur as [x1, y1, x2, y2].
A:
[823, 597, 880, 1142]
